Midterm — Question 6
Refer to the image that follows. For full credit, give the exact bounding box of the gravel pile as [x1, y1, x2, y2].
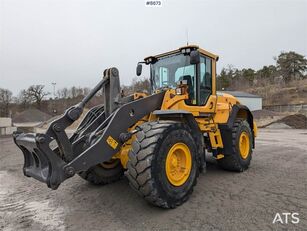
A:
[39, 108, 89, 130]
[264, 114, 307, 129]
[13, 109, 52, 123]
[277, 114, 307, 129]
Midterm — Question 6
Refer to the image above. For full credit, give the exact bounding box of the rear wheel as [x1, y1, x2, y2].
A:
[125, 121, 199, 208]
[79, 159, 124, 185]
[67, 136, 124, 185]
[217, 119, 252, 172]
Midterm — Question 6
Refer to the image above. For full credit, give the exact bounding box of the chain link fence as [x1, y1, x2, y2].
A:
[263, 104, 307, 116]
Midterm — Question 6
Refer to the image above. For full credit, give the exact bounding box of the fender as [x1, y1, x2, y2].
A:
[218, 104, 255, 156]
[222, 104, 255, 132]
[153, 110, 205, 172]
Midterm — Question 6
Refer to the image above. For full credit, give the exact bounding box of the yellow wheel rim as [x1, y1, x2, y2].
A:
[165, 143, 192, 186]
[100, 159, 119, 169]
[239, 131, 250, 159]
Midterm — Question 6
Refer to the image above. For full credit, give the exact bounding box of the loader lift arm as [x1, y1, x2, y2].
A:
[14, 68, 165, 189]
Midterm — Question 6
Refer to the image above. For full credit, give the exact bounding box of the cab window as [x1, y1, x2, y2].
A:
[200, 56, 212, 105]
[151, 53, 197, 105]
[175, 65, 196, 105]
[158, 67, 169, 87]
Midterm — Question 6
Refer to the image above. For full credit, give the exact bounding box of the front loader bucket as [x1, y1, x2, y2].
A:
[12, 74, 114, 189]
[12, 68, 165, 190]
[13, 132, 68, 189]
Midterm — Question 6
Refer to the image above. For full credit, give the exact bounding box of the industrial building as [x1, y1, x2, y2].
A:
[218, 91, 262, 111]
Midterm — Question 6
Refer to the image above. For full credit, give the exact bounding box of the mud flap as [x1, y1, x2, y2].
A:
[13, 132, 71, 189]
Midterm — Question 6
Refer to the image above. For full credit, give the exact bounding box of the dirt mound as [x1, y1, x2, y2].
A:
[39, 115, 61, 129]
[13, 109, 52, 123]
[265, 123, 292, 129]
[39, 108, 89, 130]
[277, 114, 307, 129]
[264, 114, 307, 129]
[252, 109, 282, 119]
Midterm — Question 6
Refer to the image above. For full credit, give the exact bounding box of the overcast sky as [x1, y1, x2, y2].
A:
[0, 0, 306, 95]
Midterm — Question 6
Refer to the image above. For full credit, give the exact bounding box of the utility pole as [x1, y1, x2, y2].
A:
[51, 82, 56, 99]
[186, 28, 189, 45]
[51, 82, 57, 115]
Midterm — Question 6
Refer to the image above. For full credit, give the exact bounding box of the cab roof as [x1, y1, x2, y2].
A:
[144, 45, 219, 63]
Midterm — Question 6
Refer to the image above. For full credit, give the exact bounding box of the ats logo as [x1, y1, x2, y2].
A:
[273, 212, 300, 224]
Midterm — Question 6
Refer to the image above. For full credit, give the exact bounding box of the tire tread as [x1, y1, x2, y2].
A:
[125, 120, 199, 208]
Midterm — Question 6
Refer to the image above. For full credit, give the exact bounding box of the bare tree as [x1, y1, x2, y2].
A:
[0, 88, 13, 117]
[65, 86, 90, 99]
[57, 87, 69, 99]
[70, 86, 77, 98]
[76, 87, 84, 97]
[17, 89, 32, 109]
[132, 77, 151, 93]
[26, 85, 49, 109]
[83, 87, 90, 96]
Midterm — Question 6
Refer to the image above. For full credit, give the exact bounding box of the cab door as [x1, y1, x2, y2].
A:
[199, 56, 213, 105]
[196, 55, 216, 114]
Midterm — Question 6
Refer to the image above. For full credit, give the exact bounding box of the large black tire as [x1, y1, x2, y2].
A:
[78, 159, 124, 185]
[66, 136, 124, 185]
[217, 119, 252, 172]
[125, 121, 199, 208]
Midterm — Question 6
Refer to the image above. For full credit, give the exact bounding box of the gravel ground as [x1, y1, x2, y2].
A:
[0, 129, 306, 231]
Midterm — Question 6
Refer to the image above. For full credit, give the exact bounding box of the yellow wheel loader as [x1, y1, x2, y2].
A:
[13, 45, 257, 208]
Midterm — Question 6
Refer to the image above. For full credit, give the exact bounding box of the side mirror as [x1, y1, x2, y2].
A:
[190, 50, 200, 65]
[136, 63, 142, 76]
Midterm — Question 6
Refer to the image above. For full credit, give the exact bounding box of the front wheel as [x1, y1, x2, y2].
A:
[125, 121, 199, 208]
[217, 119, 253, 172]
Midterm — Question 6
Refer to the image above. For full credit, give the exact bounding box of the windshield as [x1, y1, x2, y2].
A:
[151, 53, 196, 90]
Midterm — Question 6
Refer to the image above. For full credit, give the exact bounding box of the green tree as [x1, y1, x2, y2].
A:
[241, 68, 255, 83]
[257, 65, 277, 83]
[276, 51, 307, 82]
[217, 68, 231, 90]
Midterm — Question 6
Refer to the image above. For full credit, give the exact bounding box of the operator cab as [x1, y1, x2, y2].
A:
[136, 45, 219, 106]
